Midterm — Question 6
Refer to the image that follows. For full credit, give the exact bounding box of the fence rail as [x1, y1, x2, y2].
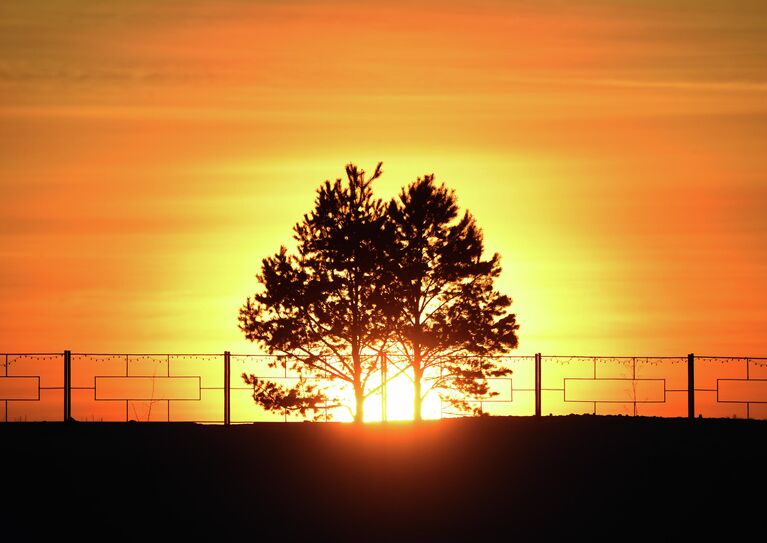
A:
[2, 351, 766, 423]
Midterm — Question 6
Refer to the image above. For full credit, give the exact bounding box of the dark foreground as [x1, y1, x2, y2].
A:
[2, 416, 765, 541]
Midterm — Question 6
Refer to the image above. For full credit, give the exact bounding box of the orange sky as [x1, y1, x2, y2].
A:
[1, 0, 766, 356]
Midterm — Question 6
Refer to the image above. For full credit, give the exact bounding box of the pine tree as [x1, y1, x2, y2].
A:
[387, 175, 519, 420]
[238, 163, 396, 423]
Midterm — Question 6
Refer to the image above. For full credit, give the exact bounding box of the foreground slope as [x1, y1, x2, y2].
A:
[3, 416, 765, 541]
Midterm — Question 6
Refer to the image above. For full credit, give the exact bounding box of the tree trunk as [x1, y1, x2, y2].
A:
[352, 349, 364, 424]
[353, 381, 365, 423]
[413, 347, 423, 422]
[413, 369, 423, 422]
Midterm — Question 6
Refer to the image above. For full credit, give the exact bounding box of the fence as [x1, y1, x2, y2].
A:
[1, 352, 766, 422]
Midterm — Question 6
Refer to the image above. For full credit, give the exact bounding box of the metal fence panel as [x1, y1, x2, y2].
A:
[2, 352, 767, 422]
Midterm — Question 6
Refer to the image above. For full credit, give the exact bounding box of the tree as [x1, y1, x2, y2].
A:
[238, 163, 396, 423]
[387, 175, 519, 420]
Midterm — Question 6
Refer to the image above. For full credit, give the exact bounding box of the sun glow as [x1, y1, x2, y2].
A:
[363, 369, 442, 423]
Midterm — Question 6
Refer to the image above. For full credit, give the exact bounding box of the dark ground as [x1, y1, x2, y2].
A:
[2, 416, 765, 541]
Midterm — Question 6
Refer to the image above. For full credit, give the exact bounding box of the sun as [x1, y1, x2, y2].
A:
[362, 369, 442, 422]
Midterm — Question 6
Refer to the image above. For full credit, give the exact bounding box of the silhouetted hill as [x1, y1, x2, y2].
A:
[3, 416, 764, 541]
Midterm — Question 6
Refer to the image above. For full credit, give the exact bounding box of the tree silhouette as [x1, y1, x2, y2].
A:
[238, 163, 396, 423]
[387, 175, 519, 420]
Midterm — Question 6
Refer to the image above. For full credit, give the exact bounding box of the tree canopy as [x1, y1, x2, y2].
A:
[238, 163, 396, 422]
[239, 163, 519, 422]
[387, 175, 519, 420]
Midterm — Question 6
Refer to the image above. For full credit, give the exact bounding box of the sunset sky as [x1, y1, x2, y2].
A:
[1, 0, 766, 356]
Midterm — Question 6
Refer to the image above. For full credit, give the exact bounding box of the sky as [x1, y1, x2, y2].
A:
[1, 0, 766, 356]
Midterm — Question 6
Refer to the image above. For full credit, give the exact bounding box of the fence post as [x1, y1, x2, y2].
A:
[224, 351, 231, 426]
[64, 350, 71, 422]
[688, 353, 695, 419]
[535, 353, 542, 417]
